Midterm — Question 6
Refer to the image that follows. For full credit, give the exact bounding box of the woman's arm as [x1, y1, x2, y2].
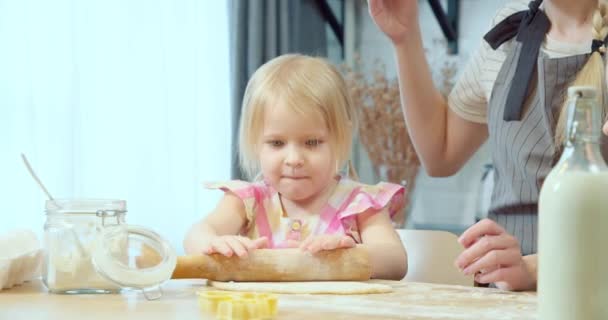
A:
[369, 0, 488, 176]
[393, 40, 489, 176]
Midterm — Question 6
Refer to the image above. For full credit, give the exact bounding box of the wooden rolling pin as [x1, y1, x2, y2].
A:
[171, 247, 371, 282]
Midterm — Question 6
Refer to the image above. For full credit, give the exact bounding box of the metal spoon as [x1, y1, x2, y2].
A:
[21, 154, 55, 201]
[20, 153, 86, 256]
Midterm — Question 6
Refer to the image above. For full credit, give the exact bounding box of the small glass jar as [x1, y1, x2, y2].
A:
[42, 199, 127, 294]
[42, 199, 177, 300]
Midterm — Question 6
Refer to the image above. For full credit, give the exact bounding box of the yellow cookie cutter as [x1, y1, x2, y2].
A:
[197, 290, 278, 320]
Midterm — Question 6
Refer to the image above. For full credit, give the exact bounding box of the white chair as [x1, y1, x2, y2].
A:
[397, 229, 473, 286]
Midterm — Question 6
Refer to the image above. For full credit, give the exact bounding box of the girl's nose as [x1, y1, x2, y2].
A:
[285, 147, 304, 168]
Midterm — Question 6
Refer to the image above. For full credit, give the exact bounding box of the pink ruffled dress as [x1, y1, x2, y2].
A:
[206, 177, 405, 248]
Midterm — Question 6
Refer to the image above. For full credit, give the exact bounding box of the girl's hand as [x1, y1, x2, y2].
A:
[202, 236, 268, 258]
[454, 219, 535, 291]
[368, 0, 419, 45]
[289, 234, 356, 253]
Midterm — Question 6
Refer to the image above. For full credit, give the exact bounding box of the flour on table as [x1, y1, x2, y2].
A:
[207, 281, 393, 294]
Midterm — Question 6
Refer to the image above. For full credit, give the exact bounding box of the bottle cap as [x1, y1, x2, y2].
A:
[568, 86, 597, 99]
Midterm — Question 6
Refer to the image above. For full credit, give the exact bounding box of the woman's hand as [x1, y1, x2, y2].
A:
[455, 219, 536, 291]
[288, 234, 356, 253]
[368, 0, 419, 45]
[202, 236, 268, 258]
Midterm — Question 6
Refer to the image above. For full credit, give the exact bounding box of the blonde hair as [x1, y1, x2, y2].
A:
[555, 3, 608, 146]
[238, 54, 358, 179]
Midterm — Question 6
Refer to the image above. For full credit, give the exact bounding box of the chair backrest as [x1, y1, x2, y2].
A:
[397, 229, 473, 286]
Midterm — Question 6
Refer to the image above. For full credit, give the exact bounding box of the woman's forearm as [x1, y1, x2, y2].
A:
[393, 29, 451, 175]
[393, 29, 488, 176]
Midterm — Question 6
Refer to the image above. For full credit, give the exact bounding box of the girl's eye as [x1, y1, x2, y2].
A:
[268, 140, 284, 147]
[306, 139, 321, 147]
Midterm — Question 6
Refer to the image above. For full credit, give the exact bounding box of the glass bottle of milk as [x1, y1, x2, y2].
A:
[538, 86, 608, 319]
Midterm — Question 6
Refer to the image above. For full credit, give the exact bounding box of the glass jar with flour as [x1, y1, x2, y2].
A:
[42, 199, 176, 299]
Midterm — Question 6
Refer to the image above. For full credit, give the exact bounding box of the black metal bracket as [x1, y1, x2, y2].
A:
[314, 0, 344, 57]
[428, 0, 460, 54]
[316, 0, 459, 55]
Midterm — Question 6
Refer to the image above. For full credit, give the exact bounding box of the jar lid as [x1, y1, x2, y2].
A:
[45, 199, 127, 214]
[91, 225, 176, 300]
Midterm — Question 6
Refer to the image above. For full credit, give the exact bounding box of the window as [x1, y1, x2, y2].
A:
[0, 0, 231, 254]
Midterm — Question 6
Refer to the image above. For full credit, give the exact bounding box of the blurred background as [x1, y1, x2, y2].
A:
[1, 0, 504, 254]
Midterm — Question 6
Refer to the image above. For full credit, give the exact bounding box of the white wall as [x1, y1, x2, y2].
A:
[354, 0, 505, 232]
[0, 0, 232, 254]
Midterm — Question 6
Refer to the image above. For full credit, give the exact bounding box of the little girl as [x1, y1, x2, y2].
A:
[184, 54, 407, 280]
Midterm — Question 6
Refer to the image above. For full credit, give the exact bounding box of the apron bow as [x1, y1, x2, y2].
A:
[483, 0, 550, 121]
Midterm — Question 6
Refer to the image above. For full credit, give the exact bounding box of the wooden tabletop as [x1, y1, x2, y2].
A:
[0, 279, 536, 319]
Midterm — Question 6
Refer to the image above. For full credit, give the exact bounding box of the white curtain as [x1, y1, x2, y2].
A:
[0, 0, 231, 254]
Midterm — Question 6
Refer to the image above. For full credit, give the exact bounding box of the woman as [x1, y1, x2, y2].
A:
[369, 0, 608, 290]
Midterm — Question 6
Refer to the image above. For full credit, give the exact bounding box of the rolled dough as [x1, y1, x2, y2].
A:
[207, 281, 393, 294]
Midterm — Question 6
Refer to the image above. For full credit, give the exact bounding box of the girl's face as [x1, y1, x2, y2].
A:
[258, 103, 337, 203]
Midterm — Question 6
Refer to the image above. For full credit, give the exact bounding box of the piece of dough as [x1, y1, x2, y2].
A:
[208, 281, 393, 295]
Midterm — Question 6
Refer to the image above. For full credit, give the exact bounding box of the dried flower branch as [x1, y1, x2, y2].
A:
[341, 51, 458, 227]
[341, 56, 419, 227]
